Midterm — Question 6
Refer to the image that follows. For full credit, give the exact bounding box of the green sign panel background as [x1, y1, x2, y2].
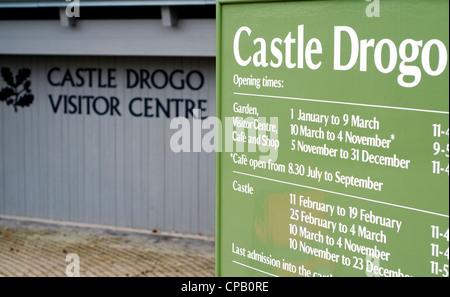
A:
[216, 0, 449, 277]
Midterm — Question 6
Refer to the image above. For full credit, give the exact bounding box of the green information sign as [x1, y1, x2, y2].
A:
[216, 0, 449, 277]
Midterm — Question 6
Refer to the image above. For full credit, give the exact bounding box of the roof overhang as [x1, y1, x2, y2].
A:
[0, 0, 216, 8]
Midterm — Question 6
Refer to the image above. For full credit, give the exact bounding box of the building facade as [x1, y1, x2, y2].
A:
[0, 0, 216, 236]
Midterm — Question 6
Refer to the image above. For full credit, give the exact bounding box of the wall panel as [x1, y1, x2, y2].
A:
[0, 55, 216, 236]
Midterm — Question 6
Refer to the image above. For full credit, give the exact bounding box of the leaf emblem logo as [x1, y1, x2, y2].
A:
[0, 67, 34, 112]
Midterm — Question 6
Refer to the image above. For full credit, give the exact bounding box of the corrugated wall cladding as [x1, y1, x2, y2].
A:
[0, 55, 216, 236]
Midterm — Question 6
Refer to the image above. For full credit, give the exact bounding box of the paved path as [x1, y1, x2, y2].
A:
[0, 218, 215, 277]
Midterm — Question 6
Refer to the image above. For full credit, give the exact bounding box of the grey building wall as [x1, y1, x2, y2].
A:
[0, 55, 216, 236]
[0, 19, 216, 57]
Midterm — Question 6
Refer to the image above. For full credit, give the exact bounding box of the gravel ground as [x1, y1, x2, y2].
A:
[0, 218, 215, 277]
